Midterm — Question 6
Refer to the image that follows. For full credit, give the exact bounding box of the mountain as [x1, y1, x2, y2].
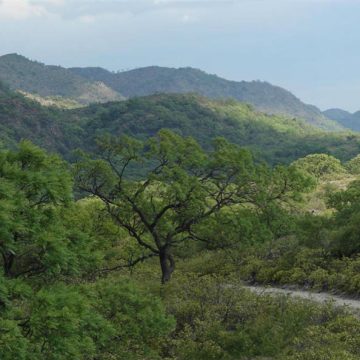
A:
[0, 54, 124, 106]
[0, 54, 343, 131]
[0, 81, 70, 153]
[324, 108, 360, 131]
[1, 83, 357, 165]
[70, 65, 340, 131]
[73, 93, 360, 164]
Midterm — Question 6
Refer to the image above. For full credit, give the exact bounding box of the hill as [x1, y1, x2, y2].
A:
[0, 54, 344, 131]
[0, 81, 71, 153]
[0, 87, 359, 164]
[72, 93, 360, 164]
[0, 54, 124, 106]
[324, 108, 360, 131]
[70, 65, 340, 131]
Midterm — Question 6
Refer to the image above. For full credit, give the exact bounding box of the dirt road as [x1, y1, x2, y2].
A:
[244, 284, 360, 314]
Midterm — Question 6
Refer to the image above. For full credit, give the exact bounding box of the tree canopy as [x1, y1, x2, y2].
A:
[75, 130, 312, 282]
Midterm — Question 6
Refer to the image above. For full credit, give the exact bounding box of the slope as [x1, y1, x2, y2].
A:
[0, 54, 124, 106]
[1, 88, 359, 164]
[70, 65, 340, 131]
[72, 93, 360, 164]
[324, 108, 360, 131]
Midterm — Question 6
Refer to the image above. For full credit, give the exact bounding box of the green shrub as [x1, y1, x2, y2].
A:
[345, 154, 360, 174]
[292, 153, 345, 179]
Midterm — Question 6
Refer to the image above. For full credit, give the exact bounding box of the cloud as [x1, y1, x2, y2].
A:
[34, 0, 64, 4]
[5, 0, 356, 22]
[0, 0, 48, 19]
[28, 0, 237, 19]
[78, 14, 96, 23]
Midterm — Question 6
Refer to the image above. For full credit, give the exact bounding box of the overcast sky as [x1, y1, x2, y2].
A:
[0, 0, 359, 111]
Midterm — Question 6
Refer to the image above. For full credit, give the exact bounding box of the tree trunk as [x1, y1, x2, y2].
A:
[159, 249, 175, 284]
[2, 252, 14, 277]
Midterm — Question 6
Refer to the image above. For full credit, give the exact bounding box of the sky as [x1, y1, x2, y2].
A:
[0, 0, 359, 111]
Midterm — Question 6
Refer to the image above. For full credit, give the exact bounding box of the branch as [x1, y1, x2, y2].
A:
[99, 253, 158, 273]
[111, 210, 159, 254]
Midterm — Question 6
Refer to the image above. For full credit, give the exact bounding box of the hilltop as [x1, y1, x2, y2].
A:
[70, 65, 340, 130]
[0, 54, 343, 131]
[0, 86, 358, 164]
[0, 54, 124, 106]
[324, 108, 360, 131]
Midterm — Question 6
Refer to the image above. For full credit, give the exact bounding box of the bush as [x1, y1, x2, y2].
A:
[345, 154, 360, 174]
[292, 153, 345, 179]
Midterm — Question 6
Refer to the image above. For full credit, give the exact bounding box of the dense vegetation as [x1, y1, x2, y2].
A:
[0, 52, 345, 130]
[2, 45, 360, 360]
[0, 54, 123, 105]
[236, 154, 360, 296]
[1, 131, 360, 359]
[1, 87, 360, 166]
[0, 82, 70, 153]
[75, 94, 360, 165]
[70, 65, 340, 130]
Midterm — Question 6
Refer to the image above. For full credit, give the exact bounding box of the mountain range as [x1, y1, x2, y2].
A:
[0, 54, 123, 106]
[70, 65, 338, 130]
[323, 108, 360, 131]
[0, 81, 359, 166]
[0, 53, 342, 131]
[1, 53, 360, 168]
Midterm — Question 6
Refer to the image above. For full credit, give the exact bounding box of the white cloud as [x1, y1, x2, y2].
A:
[78, 14, 96, 23]
[34, 0, 64, 5]
[0, 0, 48, 20]
[180, 13, 198, 23]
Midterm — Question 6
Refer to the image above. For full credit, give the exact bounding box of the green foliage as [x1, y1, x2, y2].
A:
[1, 136, 360, 359]
[1, 88, 360, 165]
[345, 154, 360, 174]
[292, 153, 345, 178]
[90, 278, 175, 359]
[327, 180, 360, 256]
[78, 94, 360, 166]
[0, 276, 173, 360]
[163, 274, 360, 360]
[0, 141, 77, 278]
[70, 65, 340, 130]
[75, 130, 311, 282]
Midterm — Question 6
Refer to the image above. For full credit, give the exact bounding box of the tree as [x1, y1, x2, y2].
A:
[291, 153, 345, 179]
[345, 154, 360, 174]
[0, 141, 73, 278]
[0, 142, 174, 360]
[75, 130, 310, 283]
[327, 180, 360, 256]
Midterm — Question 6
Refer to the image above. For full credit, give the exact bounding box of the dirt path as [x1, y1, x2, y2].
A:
[244, 284, 360, 313]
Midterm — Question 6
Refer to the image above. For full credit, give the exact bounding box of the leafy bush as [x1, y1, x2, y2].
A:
[345, 154, 360, 174]
[163, 274, 360, 360]
[292, 153, 345, 179]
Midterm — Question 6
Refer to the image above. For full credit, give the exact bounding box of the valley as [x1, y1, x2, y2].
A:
[1, 53, 360, 360]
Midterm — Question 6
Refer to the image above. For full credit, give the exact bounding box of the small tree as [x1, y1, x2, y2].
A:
[345, 154, 360, 174]
[0, 141, 73, 278]
[75, 130, 309, 283]
[292, 153, 345, 179]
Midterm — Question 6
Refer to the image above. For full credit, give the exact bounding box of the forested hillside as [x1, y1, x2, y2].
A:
[70, 65, 340, 130]
[0, 87, 359, 165]
[0, 53, 344, 130]
[74, 93, 360, 164]
[324, 108, 360, 131]
[1, 71, 360, 360]
[0, 82, 70, 153]
[0, 54, 123, 105]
